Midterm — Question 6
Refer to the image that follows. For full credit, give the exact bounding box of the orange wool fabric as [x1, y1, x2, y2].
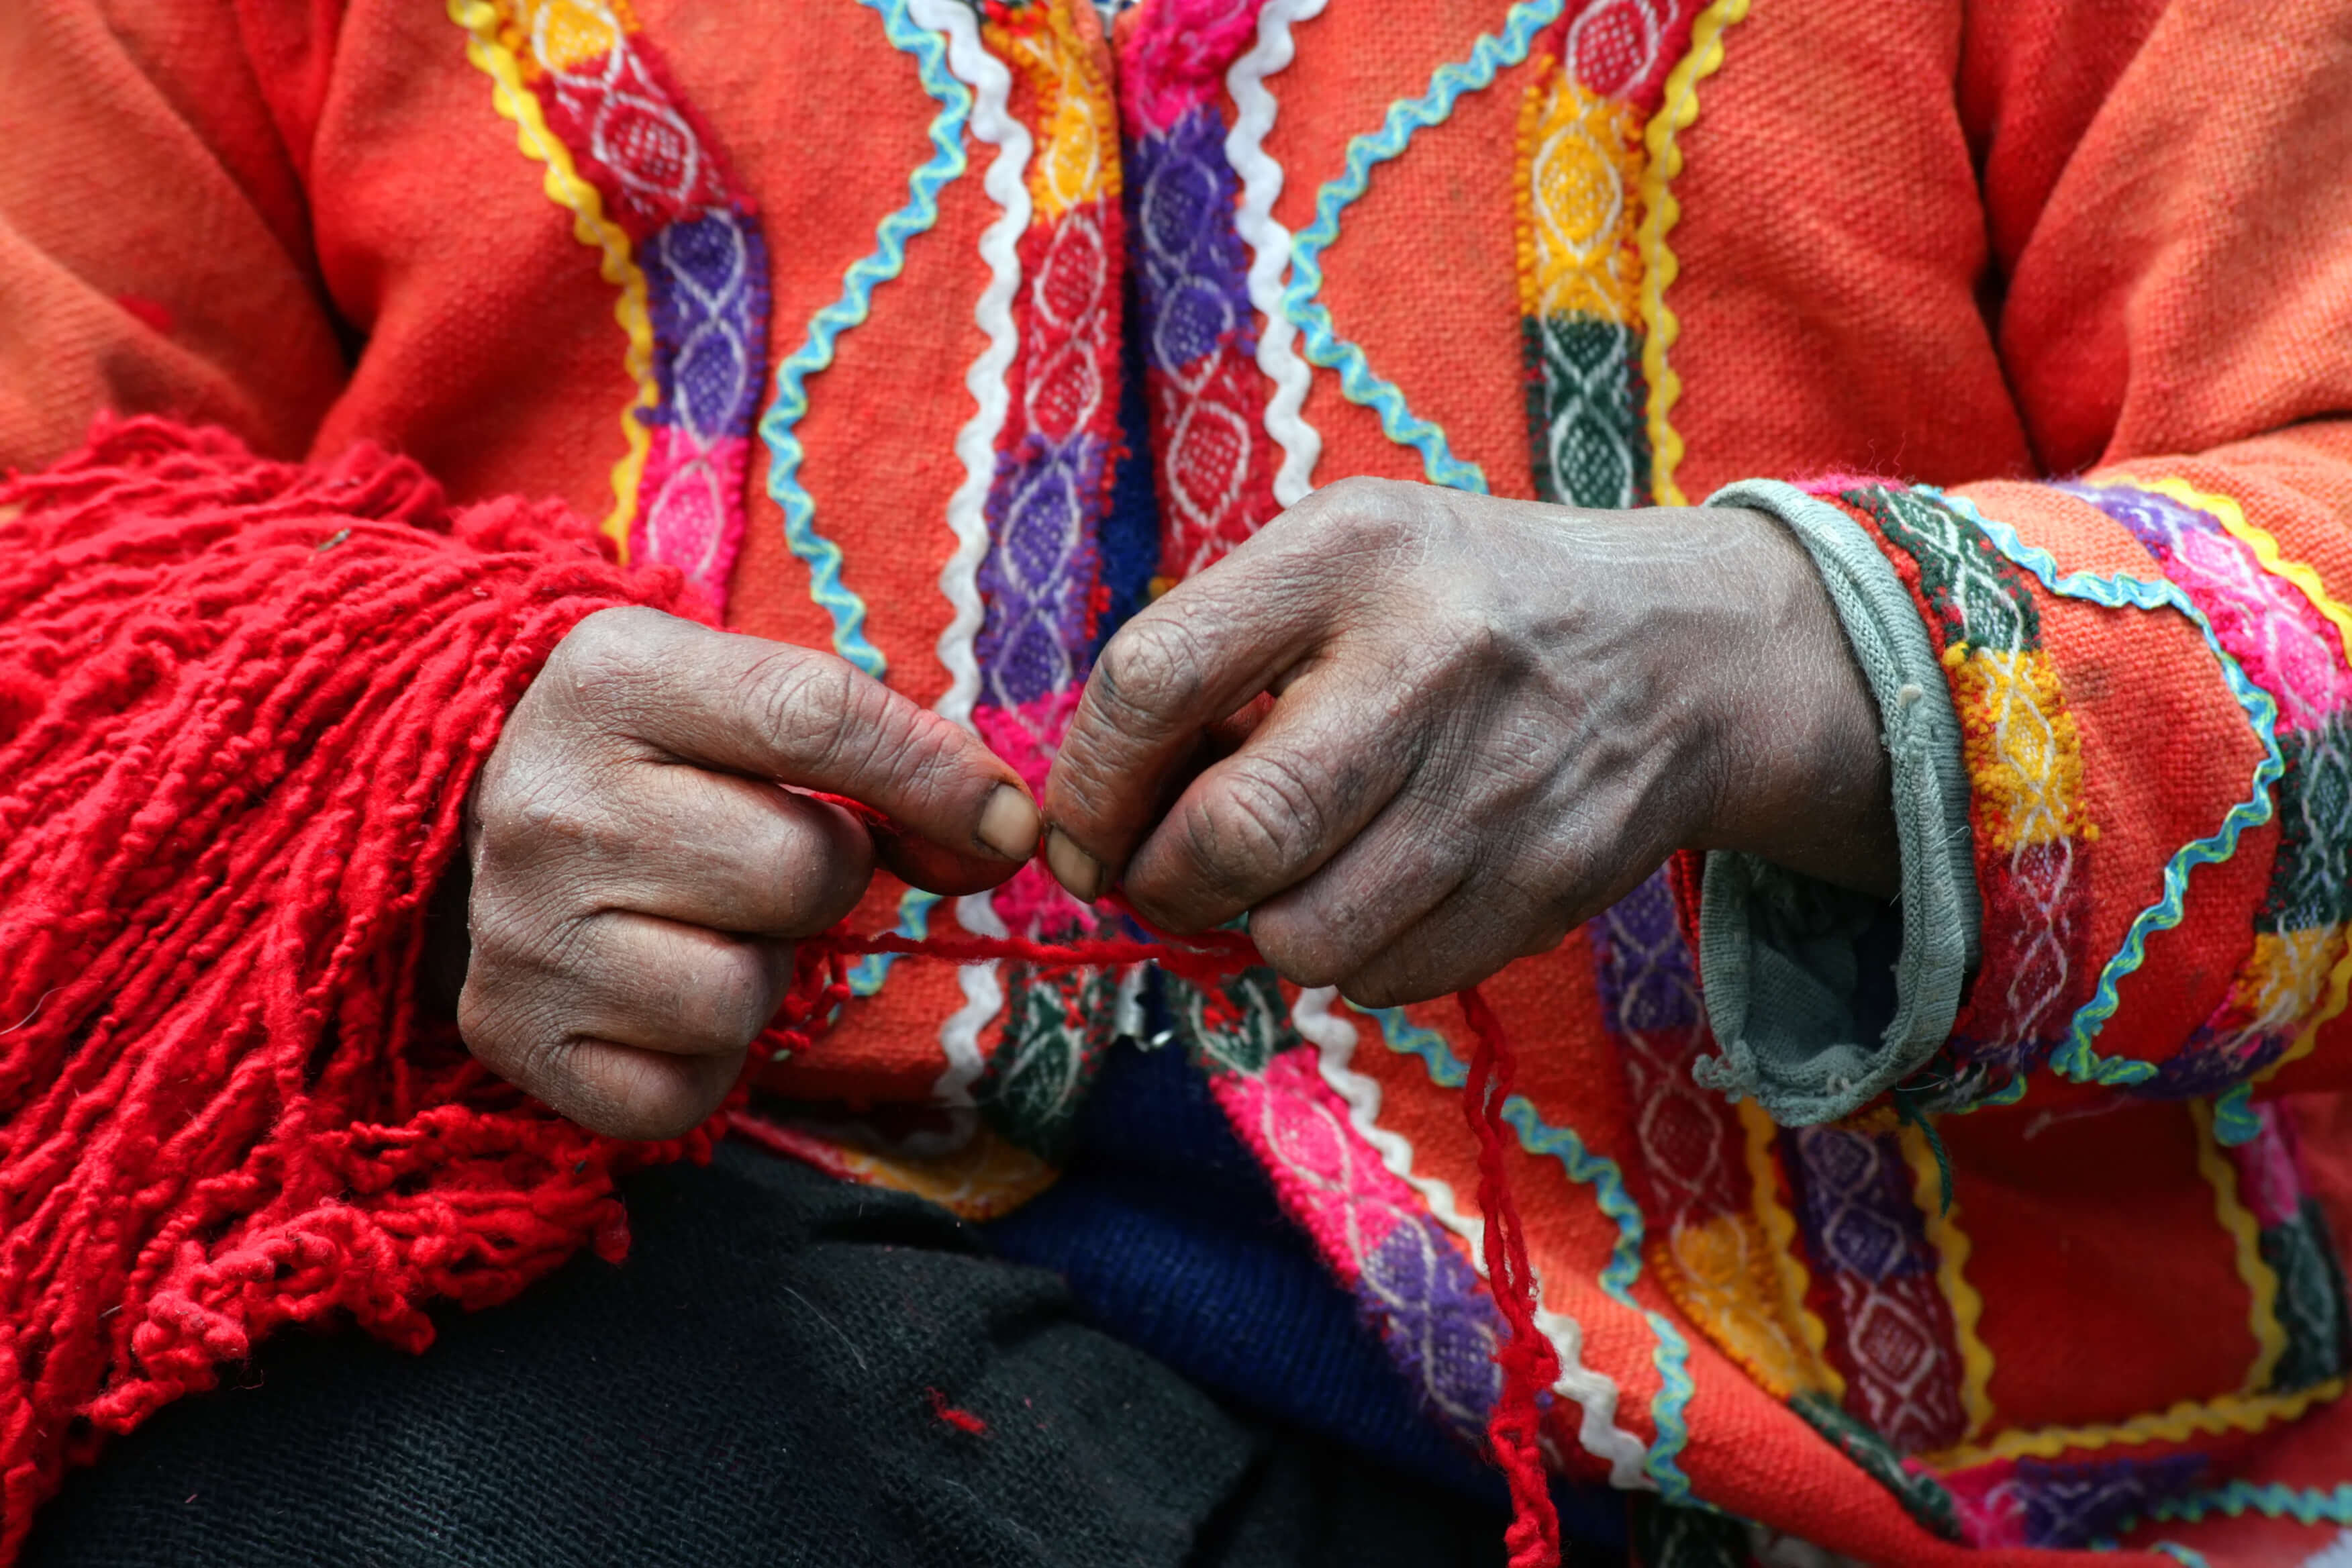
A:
[5, 1, 2352, 1564]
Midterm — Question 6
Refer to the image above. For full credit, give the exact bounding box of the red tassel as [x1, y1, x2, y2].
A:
[0, 420, 707, 1557]
[1459, 986, 1565, 1568]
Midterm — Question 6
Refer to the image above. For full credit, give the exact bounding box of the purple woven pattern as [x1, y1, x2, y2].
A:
[1360, 1208, 1510, 1447]
[2016, 1453, 2211, 1549]
[974, 197, 1120, 720]
[975, 430, 1112, 710]
[644, 211, 769, 444]
[1787, 1125, 1965, 1455]
[1134, 106, 1255, 376]
[1594, 871, 1701, 1035]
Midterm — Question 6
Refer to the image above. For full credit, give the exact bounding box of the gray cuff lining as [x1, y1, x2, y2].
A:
[1689, 479, 1979, 1126]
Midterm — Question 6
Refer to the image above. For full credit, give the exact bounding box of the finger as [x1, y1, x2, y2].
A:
[1114, 663, 1427, 932]
[1332, 876, 1577, 1010]
[556, 608, 1042, 876]
[492, 771, 875, 938]
[1044, 569, 1334, 901]
[459, 911, 791, 1138]
[1240, 790, 1477, 987]
[467, 908, 794, 1060]
[869, 818, 1042, 898]
[498, 1034, 744, 1142]
[559, 913, 797, 1057]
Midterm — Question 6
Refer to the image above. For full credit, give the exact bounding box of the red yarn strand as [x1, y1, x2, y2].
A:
[1460, 986, 1565, 1568]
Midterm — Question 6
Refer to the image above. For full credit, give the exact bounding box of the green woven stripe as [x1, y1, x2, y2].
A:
[1521, 313, 1651, 510]
[1843, 485, 2042, 654]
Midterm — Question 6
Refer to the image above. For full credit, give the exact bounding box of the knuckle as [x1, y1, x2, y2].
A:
[1167, 757, 1321, 900]
[468, 880, 587, 975]
[1282, 475, 1413, 547]
[1093, 614, 1209, 734]
[1210, 754, 1326, 869]
[491, 769, 619, 859]
[614, 1068, 730, 1141]
[675, 947, 775, 1050]
[1247, 911, 1346, 991]
[550, 607, 663, 700]
[505, 1030, 583, 1104]
[456, 981, 552, 1083]
[1291, 473, 1383, 526]
[791, 838, 873, 936]
[453, 983, 508, 1065]
[742, 648, 863, 774]
[599, 1046, 735, 1141]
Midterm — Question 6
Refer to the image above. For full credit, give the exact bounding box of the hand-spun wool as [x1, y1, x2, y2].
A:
[0, 421, 709, 1557]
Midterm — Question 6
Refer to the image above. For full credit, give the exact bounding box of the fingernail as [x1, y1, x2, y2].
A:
[1044, 829, 1106, 902]
[977, 785, 1042, 861]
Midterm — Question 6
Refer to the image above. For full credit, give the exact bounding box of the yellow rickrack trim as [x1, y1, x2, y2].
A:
[1928, 1377, 2345, 1471]
[2112, 474, 2352, 666]
[1924, 1100, 2339, 1470]
[1632, 0, 1749, 506]
[1738, 1099, 1844, 1401]
[2192, 1099, 2291, 1394]
[1899, 1122, 1996, 1444]
[2106, 472, 2352, 1089]
[2273, 941, 2352, 1085]
[446, 0, 653, 558]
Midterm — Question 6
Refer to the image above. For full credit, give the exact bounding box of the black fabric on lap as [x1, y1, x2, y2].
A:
[25, 1142, 1514, 1567]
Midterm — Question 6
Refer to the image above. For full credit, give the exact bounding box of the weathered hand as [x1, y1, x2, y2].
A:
[1041, 477, 1895, 1007]
[456, 607, 1040, 1138]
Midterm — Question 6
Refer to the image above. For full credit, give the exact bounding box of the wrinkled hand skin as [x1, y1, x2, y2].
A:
[455, 607, 1041, 1139]
[1042, 477, 1897, 1009]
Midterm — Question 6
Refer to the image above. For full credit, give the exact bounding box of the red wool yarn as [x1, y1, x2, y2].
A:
[0, 422, 705, 1556]
[925, 1386, 989, 1436]
[0, 422, 1564, 1568]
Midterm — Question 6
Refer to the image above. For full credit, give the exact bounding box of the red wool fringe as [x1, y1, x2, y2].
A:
[0, 422, 703, 1556]
[0, 423, 1562, 1567]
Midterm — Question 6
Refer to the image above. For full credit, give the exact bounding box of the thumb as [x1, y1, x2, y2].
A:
[560, 609, 1040, 892]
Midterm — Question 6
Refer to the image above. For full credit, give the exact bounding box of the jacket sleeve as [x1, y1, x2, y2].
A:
[0, 0, 348, 472]
[1693, 0, 2352, 1141]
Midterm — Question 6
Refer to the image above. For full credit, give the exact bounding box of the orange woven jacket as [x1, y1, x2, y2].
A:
[2, 1, 2351, 1563]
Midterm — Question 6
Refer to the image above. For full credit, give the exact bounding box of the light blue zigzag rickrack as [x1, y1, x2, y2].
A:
[1355, 1003, 1700, 1505]
[755, 0, 967, 993]
[1917, 488, 2286, 1091]
[2090, 1481, 2352, 1560]
[2212, 1078, 2261, 1146]
[1279, 0, 1568, 496]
